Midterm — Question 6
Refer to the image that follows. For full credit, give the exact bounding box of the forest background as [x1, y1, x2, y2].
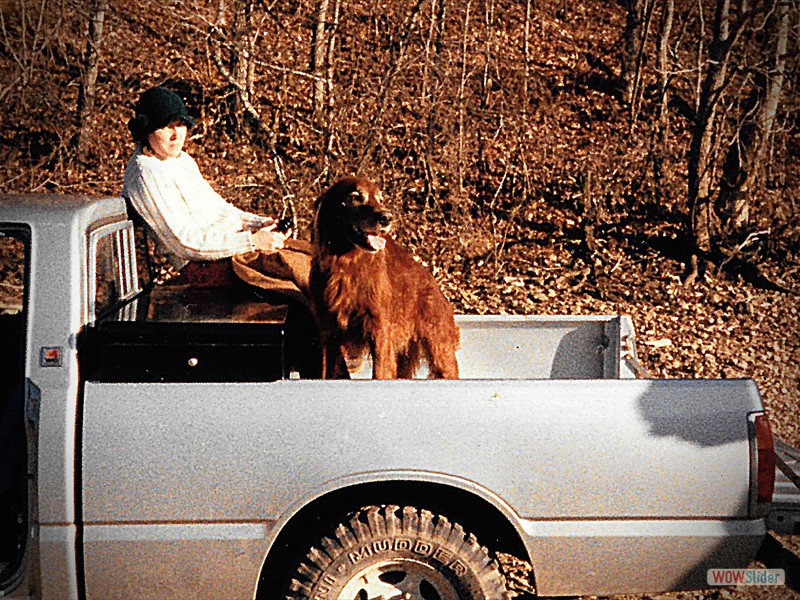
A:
[0, 0, 799, 593]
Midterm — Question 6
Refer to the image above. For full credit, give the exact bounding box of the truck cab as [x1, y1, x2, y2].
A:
[1, 195, 140, 597]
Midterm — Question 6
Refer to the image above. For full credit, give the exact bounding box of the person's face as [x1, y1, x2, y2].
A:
[146, 121, 187, 160]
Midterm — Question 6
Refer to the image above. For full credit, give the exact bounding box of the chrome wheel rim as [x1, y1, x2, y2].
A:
[338, 558, 461, 600]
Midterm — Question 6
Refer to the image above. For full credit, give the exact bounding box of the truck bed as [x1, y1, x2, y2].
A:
[354, 313, 642, 379]
[80, 281, 642, 382]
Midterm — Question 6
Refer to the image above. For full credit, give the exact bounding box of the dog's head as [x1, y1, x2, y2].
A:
[314, 177, 394, 254]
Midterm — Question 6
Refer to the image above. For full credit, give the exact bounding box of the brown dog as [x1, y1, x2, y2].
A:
[310, 177, 460, 379]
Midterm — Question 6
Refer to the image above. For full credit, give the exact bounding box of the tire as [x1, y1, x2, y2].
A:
[286, 505, 510, 600]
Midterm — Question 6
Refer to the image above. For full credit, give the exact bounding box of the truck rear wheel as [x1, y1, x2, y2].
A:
[286, 505, 510, 600]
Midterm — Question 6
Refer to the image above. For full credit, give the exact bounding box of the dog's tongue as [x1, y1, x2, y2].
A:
[368, 234, 386, 251]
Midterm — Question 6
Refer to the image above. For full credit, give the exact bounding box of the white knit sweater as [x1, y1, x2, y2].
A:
[122, 147, 268, 267]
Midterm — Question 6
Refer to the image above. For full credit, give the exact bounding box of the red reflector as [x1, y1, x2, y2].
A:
[755, 414, 775, 504]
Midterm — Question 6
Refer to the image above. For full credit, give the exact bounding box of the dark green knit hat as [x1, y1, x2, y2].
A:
[128, 86, 195, 140]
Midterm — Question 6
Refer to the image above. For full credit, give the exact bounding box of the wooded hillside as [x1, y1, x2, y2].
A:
[1, 0, 799, 453]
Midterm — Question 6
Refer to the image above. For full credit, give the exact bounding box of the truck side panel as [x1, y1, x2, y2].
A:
[523, 518, 764, 595]
[82, 523, 268, 600]
[81, 378, 764, 598]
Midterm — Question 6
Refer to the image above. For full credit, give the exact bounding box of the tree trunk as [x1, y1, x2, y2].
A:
[521, 0, 533, 120]
[715, 0, 788, 237]
[423, 0, 446, 100]
[652, 0, 673, 205]
[481, 0, 495, 109]
[311, 0, 331, 120]
[457, 0, 473, 195]
[621, 0, 645, 107]
[686, 0, 733, 279]
[422, 0, 446, 205]
[211, 0, 258, 137]
[75, 0, 108, 161]
[234, 0, 256, 132]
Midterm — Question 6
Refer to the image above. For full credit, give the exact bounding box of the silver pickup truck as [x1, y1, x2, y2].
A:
[0, 194, 797, 600]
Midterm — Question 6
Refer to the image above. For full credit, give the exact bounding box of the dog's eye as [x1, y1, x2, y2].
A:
[348, 191, 365, 205]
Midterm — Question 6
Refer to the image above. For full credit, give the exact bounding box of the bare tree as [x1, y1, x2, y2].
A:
[520, 0, 537, 116]
[456, 0, 472, 194]
[621, 0, 645, 106]
[0, 0, 59, 107]
[355, 0, 425, 173]
[651, 0, 674, 204]
[480, 0, 495, 109]
[623, 0, 659, 127]
[685, 0, 749, 281]
[310, 0, 340, 123]
[310, 0, 329, 119]
[310, 0, 340, 175]
[423, 0, 446, 100]
[211, 0, 260, 137]
[195, 0, 298, 202]
[682, 0, 796, 284]
[421, 0, 447, 204]
[75, 0, 108, 161]
[715, 0, 790, 238]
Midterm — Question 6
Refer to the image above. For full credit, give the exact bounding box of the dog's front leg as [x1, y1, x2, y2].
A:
[319, 329, 348, 379]
[371, 327, 398, 379]
[323, 342, 341, 379]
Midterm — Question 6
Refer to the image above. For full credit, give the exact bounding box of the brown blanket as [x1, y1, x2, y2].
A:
[231, 238, 313, 301]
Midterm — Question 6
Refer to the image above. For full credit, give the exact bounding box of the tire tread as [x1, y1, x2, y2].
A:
[285, 504, 511, 599]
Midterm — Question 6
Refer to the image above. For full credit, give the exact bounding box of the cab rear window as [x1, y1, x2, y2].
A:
[87, 221, 139, 323]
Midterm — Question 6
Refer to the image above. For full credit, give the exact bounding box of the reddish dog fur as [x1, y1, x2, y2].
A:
[310, 177, 460, 379]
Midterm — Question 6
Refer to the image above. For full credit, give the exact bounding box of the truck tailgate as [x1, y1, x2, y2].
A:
[768, 437, 800, 535]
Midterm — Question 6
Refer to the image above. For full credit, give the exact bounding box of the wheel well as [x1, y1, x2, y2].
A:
[255, 480, 529, 599]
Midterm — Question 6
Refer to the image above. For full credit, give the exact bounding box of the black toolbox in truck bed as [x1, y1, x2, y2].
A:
[78, 284, 296, 383]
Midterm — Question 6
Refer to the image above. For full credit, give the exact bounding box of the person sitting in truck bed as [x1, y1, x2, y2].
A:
[122, 85, 311, 298]
[123, 86, 321, 377]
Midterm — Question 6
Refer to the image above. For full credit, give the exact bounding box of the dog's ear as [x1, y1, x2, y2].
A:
[311, 188, 330, 245]
[313, 183, 349, 248]
[311, 199, 322, 244]
[312, 192, 335, 245]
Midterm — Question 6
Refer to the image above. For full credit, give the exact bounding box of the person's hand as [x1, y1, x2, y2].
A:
[252, 223, 288, 253]
[244, 217, 275, 233]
